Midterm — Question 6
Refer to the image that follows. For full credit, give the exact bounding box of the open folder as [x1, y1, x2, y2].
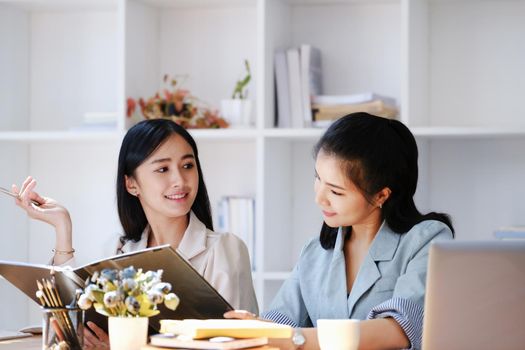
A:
[0, 245, 233, 333]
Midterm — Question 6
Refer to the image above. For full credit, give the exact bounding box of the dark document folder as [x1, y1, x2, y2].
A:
[0, 245, 233, 333]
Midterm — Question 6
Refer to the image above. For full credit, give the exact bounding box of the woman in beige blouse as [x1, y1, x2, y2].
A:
[12, 119, 258, 348]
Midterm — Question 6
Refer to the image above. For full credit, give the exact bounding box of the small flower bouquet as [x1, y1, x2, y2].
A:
[127, 75, 229, 129]
[78, 266, 179, 317]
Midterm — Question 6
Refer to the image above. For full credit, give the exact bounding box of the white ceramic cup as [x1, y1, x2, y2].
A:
[317, 319, 360, 350]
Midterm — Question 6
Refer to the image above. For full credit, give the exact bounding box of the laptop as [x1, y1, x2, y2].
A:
[422, 241, 525, 350]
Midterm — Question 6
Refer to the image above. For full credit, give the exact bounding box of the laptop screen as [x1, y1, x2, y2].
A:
[422, 241, 525, 350]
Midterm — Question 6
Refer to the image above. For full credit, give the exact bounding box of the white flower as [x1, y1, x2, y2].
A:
[78, 294, 93, 310]
[103, 291, 120, 308]
[153, 282, 172, 294]
[125, 296, 141, 314]
[164, 293, 180, 311]
[147, 290, 164, 305]
[84, 284, 99, 301]
[121, 278, 137, 292]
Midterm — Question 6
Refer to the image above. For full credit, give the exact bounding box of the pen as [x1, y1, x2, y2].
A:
[0, 186, 40, 206]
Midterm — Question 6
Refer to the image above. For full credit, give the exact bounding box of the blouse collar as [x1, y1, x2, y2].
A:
[120, 211, 208, 260]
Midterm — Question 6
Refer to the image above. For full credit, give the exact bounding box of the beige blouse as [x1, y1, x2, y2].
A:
[107, 211, 259, 314]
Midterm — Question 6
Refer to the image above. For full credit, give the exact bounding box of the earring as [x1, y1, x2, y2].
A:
[379, 203, 383, 209]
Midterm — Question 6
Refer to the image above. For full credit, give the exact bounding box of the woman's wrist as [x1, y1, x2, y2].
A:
[292, 328, 306, 349]
[54, 211, 73, 252]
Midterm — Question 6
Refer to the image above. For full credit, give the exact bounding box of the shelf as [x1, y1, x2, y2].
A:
[0, 131, 123, 142]
[2, 126, 524, 143]
[0, 0, 118, 12]
[188, 128, 259, 141]
[263, 126, 525, 140]
[138, 0, 257, 8]
[410, 126, 525, 139]
[263, 128, 324, 139]
[0, 128, 258, 142]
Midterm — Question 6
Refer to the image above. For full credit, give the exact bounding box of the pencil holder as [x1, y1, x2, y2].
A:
[42, 307, 84, 350]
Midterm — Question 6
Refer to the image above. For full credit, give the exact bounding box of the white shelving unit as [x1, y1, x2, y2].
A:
[1, 0, 524, 329]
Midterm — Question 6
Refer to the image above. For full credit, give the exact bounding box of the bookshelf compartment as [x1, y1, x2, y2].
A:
[425, 138, 525, 241]
[263, 139, 322, 272]
[265, 0, 402, 128]
[125, 0, 258, 129]
[0, 1, 120, 132]
[197, 140, 257, 233]
[407, 0, 525, 127]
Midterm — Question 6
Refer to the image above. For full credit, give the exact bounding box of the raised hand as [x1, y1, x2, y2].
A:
[13, 176, 73, 265]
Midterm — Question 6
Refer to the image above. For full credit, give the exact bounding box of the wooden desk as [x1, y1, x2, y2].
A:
[0, 336, 281, 349]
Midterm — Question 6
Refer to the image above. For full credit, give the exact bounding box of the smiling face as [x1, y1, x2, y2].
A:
[314, 150, 382, 228]
[125, 133, 199, 223]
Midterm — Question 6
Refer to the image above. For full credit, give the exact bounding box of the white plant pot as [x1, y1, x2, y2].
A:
[108, 316, 148, 350]
[220, 99, 252, 127]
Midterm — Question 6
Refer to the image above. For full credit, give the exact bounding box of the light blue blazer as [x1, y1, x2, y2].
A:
[263, 220, 453, 350]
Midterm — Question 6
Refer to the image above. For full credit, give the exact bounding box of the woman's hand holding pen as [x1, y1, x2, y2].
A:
[12, 176, 74, 264]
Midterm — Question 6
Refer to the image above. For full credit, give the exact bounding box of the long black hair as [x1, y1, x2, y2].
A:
[117, 119, 213, 242]
[314, 112, 454, 249]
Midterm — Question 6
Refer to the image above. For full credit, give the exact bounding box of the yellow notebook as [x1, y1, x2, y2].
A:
[159, 319, 293, 340]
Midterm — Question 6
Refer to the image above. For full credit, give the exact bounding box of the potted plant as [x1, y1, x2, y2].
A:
[78, 266, 179, 350]
[221, 59, 253, 127]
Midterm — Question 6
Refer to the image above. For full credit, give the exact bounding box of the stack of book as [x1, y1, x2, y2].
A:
[274, 44, 322, 128]
[493, 226, 525, 240]
[142, 319, 291, 349]
[311, 92, 398, 127]
[217, 196, 256, 269]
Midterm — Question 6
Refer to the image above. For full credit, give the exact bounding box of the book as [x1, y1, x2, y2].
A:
[494, 226, 525, 240]
[143, 345, 279, 350]
[274, 49, 291, 128]
[217, 196, 256, 270]
[312, 92, 396, 107]
[286, 48, 304, 128]
[0, 245, 233, 333]
[299, 44, 322, 128]
[312, 100, 398, 121]
[159, 319, 293, 340]
[150, 334, 268, 349]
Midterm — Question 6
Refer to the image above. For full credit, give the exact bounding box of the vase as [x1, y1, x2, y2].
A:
[220, 99, 252, 127]
[108, 316, 148, 350]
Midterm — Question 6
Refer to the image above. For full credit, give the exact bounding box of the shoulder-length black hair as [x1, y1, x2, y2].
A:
[117, 119, 213, 242]
[314, 112, 454, 249]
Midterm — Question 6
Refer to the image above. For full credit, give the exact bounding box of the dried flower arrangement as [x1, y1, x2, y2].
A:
[78, 266, 179, 317]
[126, 75, 229, 129]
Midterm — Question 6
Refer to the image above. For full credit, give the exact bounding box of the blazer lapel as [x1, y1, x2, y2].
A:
[347, 222, 400, 315]
[320, 228, 351, 320]
[347, 253, 381, 315]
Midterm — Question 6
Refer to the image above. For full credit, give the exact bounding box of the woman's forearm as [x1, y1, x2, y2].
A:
[269, 318, 409, 350]
[52, 211, 74, 265]
[358, 318, 409, 350]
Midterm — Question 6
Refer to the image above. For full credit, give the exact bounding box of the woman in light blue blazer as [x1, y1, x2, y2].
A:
[226, 113, 454, 350]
